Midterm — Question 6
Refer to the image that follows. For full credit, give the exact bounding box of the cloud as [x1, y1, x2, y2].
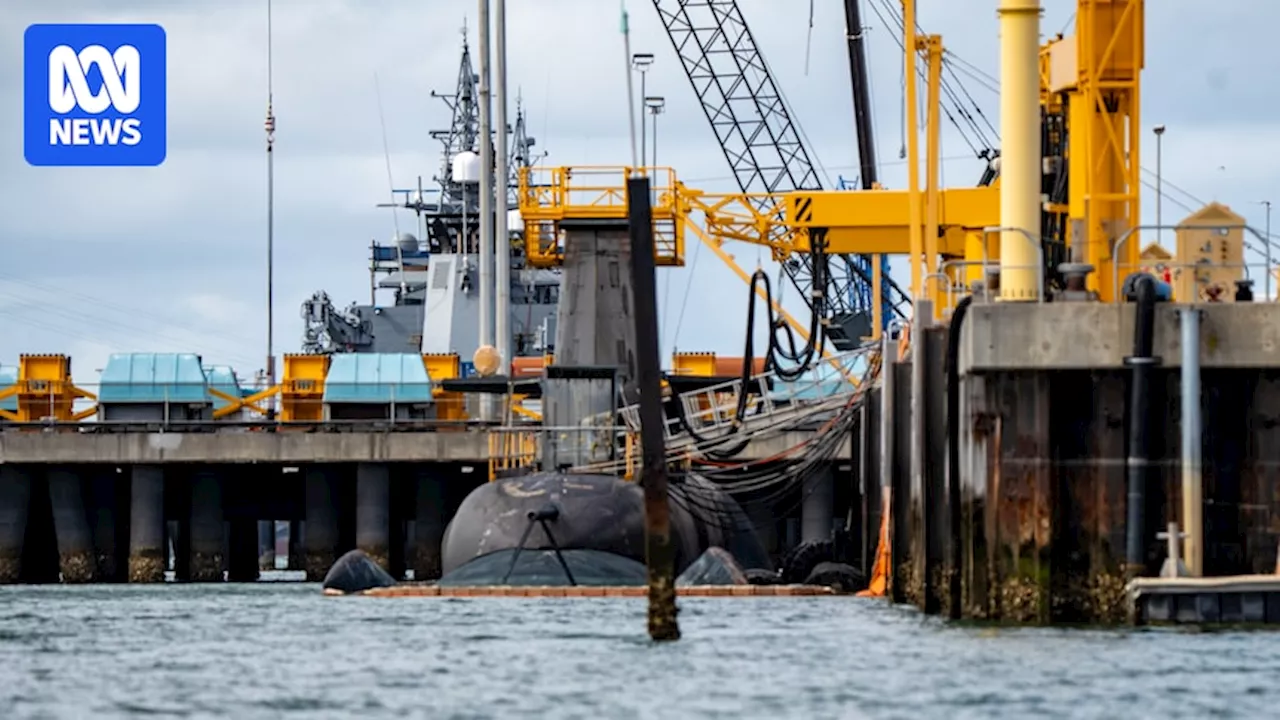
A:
[1, 0, 1278, 383]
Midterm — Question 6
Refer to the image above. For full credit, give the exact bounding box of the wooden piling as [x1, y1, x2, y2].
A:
[626, 174, 680, 642]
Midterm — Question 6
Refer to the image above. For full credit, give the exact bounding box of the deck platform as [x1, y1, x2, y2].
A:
[0, 426, 836, 464]
[1129, 576, 1280, 625]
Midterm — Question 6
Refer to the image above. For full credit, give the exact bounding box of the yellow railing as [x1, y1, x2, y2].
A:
[487, 425, 641, 482]
[488, 428, 539, 481]
[517, 165, 685, 268]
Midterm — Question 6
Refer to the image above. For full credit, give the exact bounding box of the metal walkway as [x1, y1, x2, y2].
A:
[616, 344, 879, 454]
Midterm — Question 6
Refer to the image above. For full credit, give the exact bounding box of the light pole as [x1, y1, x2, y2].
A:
[632, 53, 654, 169]
[646, 96, 665, 170]
[1153, 124, 1165, 248]
[1259, 200, 1273, 300]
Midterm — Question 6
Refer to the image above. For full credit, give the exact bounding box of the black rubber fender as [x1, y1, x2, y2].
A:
[803, 561, 866, 593]
[780, 538, 834, 584]
[322, 549, 396, 594]
[744, 567, 782, 585]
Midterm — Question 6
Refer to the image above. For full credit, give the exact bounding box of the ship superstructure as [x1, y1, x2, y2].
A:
[299, 37, 558, 372]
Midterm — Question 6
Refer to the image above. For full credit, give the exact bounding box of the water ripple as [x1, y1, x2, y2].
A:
[0, 585, 1277, 718]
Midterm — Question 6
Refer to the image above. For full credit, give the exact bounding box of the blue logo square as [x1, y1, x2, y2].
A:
[24, 23, 167, 167]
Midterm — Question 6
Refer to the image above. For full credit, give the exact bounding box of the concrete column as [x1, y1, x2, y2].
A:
[801, 467, 835, 543]
[410, 468, 447, 581]
[188, 470, 225, 582]
[128, 465, 166, 583]
[88, 473, 121, 582]
[47, 468, 97, 582]
[258, 521, 275, 571]
[0, 466, 33, 583]
[288, 519, 304, 571]
[356, 462, 391, 571]
[303, 467, 339, 581]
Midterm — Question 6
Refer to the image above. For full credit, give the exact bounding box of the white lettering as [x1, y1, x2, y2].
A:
[120, 118, 142, 146]
[48, 44, 141, 115]
[49, 118, 144, 146]
[49, 118, 71, 144]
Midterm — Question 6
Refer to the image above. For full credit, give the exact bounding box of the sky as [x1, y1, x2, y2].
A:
[1, 0, 1279, 387]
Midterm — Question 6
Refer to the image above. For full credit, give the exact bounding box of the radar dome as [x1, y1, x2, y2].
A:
[395, 232, 419, 253]
[452, 151, 481, 184]
[472, 345, 501, 377]
[506, 208, 524, 233]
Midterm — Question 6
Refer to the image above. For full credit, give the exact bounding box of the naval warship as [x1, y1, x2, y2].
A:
[298, 37, 559, 371]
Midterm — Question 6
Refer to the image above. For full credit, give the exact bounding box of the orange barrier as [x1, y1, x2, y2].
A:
[856, 486, 891, 598]
[328, 584, 839, 598]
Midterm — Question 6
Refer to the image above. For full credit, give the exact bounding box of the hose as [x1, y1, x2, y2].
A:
[1123, 273, 1159, 576]
[669, 237, 833, 460]
[945, 293, 974, 619]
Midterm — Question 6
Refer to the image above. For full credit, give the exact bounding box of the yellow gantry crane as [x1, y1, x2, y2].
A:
[522, 0, 1145, 317]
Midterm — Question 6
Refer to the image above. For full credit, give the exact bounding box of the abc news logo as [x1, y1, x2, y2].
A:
[48, 44, 144, 147]
[24, 24, 167, 167]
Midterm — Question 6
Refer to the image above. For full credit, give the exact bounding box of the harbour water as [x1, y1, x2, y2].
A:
[1, 584, 1277, 719]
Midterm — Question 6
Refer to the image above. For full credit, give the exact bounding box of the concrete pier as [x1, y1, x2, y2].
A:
[943, 300, 1280, 623]
[0, 466, 32, 582]
[411, 467, 447, 581]
[47, 468, 97, 582]
[188, 470, 225, 582]
[355, 463, 391, 572]
[128, 465, 165, 583]
[303, 467, 339, 581]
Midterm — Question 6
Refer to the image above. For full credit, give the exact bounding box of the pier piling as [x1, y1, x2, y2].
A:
[88, 473, 123, 582]
[48, 467, 97, 582]
[303, 466, 339, 580]
[128, 465, 166, 583]
[626, 174, 680, 641]
[0, 466, 32, 583]
[188, 470, 225, 582]
[356, 462, 391, 572]
[411, 467, 447, 581]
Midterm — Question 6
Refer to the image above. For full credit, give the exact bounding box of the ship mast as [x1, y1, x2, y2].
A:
[264, 0, 277, 405]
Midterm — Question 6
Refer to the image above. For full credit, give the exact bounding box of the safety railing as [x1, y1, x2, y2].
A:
[0, 382, 537, 429]
[611, 343, 878, 447]
[486, 424, 639, 481]
[1110, 223, 1276, 301]
[516, 165, 684, 268]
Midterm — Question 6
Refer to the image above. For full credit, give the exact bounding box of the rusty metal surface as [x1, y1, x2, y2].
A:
[890, 360, 913, 605]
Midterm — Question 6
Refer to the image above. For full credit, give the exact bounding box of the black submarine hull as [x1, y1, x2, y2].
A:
[439, 472, 771, 586]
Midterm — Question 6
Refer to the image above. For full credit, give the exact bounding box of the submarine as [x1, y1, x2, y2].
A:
[436, 471, 774, 586]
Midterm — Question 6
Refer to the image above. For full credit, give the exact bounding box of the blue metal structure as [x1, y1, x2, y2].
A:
[837, 174, 895, 331]
[0, 365, 15, 412]
[202, 365, 244, 411]
[322, 353, 434, 405]
[98, 353, 210, 404]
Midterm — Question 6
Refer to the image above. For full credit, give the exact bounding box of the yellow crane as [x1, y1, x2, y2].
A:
[523, 0, 1145, 316]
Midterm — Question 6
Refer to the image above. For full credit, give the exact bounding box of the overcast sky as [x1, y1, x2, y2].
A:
[2, 0, 1278, 385]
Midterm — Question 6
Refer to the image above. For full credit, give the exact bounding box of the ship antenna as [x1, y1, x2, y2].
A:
[373, 72, 409, 300]
[620, 1, 639, 167]
[265, 0, 277, 404]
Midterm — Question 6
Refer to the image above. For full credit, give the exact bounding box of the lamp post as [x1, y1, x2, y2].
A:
[645, 96, 666, 169]
[1154, 124, 1165, 248]
[632, 53, 654, 169]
